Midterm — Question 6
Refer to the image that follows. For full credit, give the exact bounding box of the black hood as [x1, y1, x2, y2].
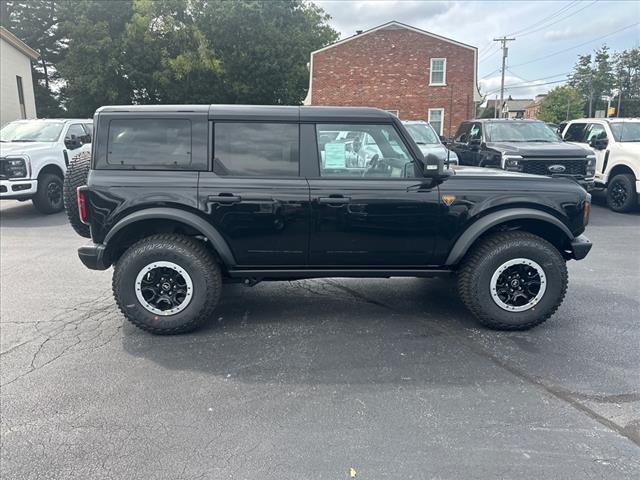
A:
[488, 141, 591, 157]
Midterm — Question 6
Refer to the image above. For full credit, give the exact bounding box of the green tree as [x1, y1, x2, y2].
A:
[537, 85, 584, 124]
[55, 0, 134, 117]
[613, 48, 640, 117]
[197, 0, 339, 104]
[122, 0, 224, 104]
[569, 46, 615, 116]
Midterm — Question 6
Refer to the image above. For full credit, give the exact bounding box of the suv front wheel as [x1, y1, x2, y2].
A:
[113, 234, 221, 334]
[458, 231, 568, 330]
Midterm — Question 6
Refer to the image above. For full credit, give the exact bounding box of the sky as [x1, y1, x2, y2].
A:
[312, 0, 640, 101]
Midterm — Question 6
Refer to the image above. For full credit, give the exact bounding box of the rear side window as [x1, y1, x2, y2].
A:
[213, 123, 299, 177]
[564, 123, 587, 142]
[107, 119, 192, 167]
[454, 123, 471, 142]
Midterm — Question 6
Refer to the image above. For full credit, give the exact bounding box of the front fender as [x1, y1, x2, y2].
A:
[445, 208, 574, 265]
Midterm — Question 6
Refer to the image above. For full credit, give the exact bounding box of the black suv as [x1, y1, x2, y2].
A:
[69, 105, 592, 335]
[449, 119, 596, 188]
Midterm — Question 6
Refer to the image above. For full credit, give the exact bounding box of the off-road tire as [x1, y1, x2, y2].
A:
[457, 231, 568, 330]
[63, 151, 92, 237]
[113, 234, 221, 334]
[32, 173, 64, 214]
[606, 173, 637, 213]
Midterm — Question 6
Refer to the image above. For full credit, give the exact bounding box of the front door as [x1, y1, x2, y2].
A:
[198, 122, 310, 266]
[584, 122, 609, 182]
[308, 123, 441, 266]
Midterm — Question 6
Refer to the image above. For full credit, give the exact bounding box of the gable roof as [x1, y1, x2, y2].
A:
[310, 21, 477, 56]
[0, 27, 39, 60]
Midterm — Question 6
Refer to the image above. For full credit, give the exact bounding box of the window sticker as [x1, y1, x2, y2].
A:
[324, 143, 347, 168]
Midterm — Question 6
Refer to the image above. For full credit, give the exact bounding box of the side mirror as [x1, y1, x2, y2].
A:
[589, 136, 608, 150]
[423, 152, 443, 176]
[468, 138, 482, 149]
[65, 134, 82, 150]
[439, 135, 451, 145]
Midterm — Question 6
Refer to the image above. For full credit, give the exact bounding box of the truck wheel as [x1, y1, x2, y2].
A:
[32, 173, 64, 214]
[606, 173, 637, 213]
[113, 234, 221, 335]
[458, 231, 568, 330]
[63, 151, 91, 238]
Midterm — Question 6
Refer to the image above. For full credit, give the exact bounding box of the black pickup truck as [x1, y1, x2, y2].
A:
[65, 105, 592, 335]
[449, 119, 596, 189]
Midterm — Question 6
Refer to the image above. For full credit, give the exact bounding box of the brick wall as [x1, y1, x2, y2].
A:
[310, 27, 476, 137]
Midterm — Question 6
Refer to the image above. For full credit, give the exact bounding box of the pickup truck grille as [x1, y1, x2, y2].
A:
[522, 159, 586, 177]
[0, 158, 8, 180]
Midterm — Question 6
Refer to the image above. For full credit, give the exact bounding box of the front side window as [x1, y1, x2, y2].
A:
[430, 58, 446, 85]
[485, 122, 560, 142]
[316, 124, 412, 178]
[107, 119, 192, 168]
[563, 123, 587, 142]
[66, 124, 86, 141]
[428, 108, 444, 135]
[454, 122, 471, 143]
[214, 123, 299, 177]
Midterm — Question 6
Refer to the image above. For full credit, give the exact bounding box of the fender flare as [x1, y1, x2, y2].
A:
[445, 208, 574, 266]
[104, 207, 236, 266]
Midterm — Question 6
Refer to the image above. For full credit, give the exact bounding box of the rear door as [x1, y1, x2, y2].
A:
[198, 121, 310, 266]
[307, 122, 440, 266]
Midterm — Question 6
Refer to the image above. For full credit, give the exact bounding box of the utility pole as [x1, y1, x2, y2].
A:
[494, 36, 515, 118]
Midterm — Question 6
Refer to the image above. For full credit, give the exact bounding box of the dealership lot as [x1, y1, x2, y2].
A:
[1, 199, 639, 479]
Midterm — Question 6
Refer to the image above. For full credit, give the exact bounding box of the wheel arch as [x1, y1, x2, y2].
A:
[445, 208, 574, 266]
[606, 163, 637, 184]
[103, 208, 236, 267]
[37, 163, 65, 180]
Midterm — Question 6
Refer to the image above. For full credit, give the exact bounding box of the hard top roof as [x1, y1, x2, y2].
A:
[472, 118, 544, 123]
[96, 105, 397, 123]
[567, 117, 640, 123]
[8, 118, 92, 123]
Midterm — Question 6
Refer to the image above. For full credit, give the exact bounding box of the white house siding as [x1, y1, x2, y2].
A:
[1, 37, 37, 126]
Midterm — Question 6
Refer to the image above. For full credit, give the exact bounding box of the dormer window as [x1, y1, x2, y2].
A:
[430, 58, 446, 86]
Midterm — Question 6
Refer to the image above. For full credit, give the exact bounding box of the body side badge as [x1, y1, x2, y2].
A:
[441, 194, 456, 206]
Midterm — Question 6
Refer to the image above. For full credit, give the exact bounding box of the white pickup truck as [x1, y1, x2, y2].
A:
[561, 118, 640, 212]
[0, 118, 92, 213]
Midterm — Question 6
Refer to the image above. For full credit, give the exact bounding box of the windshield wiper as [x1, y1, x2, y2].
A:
[10, 139, 36, 142]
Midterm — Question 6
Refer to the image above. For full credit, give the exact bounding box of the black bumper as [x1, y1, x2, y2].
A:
[569, 234, 592, 260]
[78, 243, 110, 270]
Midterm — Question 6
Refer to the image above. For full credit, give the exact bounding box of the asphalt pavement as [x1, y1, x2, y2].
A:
[1, 197, 639, 479]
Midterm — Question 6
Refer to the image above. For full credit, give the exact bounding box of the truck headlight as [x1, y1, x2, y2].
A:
[586, 155, 596, 177]
[3, 158, 28, 178]
[501, 154, 523, 172]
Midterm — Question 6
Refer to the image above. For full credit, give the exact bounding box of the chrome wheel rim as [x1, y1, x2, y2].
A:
[135, 261, 193, 316]
[490, 258, 547, 312]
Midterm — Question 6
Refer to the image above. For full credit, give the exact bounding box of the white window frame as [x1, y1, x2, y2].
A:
[385, 109, 399, 117]
[428, 108, 445, 135]
[429, 58, 447, 86]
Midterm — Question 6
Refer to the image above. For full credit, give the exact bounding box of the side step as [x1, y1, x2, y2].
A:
[227, 268, 453, 281]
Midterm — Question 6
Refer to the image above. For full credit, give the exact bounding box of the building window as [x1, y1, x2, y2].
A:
[430, 58, 446, 86]
[16, 76, 26, 119]
[428, 108, 444, 135]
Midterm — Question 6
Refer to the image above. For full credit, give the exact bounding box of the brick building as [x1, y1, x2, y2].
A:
[303, 21, 480, 136]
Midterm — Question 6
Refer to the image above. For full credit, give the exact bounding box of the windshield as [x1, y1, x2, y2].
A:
[404, 123, 440, 145]
[609, 122, 640, 142]
[0, 121, 64, 142]
[485, 122, 560, 142]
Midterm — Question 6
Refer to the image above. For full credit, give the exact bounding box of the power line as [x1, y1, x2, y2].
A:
[505, 0, 580, 37]
[505, 69, 572, 83]
[483, 78, 569, 96]
[510, 22, 639, 68]
[516, 0, 599, 39]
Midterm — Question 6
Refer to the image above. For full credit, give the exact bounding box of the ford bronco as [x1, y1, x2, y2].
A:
[69, 105, 592, 334]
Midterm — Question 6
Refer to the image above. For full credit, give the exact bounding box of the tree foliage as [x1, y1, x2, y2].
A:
[537, 86, 584, 124]
[1, 0, 338, 117]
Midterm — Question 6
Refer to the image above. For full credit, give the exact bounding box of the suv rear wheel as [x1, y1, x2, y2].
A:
[32, 173, 64, 214]
[606, 173, 637, 213]
[113, 234, 221, 334]
[458, 231, 568, 330]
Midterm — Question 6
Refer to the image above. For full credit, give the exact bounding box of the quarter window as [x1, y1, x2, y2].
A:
[563, 123, 587, 142]
[107, 119, 192, 167]
[316, 124, 412, 178]
[430, 58, 446, 85]
[66, 124, 86, 141]
[213, 123, 299, 177]
[428, 108, 444, 135]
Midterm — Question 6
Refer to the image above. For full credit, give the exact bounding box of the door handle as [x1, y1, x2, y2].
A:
[318, 196, 350, 206]
[207, 194, 241, 204]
